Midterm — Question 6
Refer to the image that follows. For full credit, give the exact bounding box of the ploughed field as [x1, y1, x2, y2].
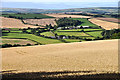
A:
[23, 18, 57, 26]
[2, 40, 118, 76]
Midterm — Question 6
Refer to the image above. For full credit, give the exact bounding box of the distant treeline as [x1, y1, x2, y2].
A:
[66, 13, 104, 17]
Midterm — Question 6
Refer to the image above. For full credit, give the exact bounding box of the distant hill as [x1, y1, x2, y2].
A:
[1, 7, 118, 14]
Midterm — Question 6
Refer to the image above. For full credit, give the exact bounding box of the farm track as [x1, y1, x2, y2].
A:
[2, 39, 118, 75]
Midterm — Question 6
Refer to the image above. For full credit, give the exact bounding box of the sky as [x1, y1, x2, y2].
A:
[2, 0, 119, 2]
[1, 0, 119, 9]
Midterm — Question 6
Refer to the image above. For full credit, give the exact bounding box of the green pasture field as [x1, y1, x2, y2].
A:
[86, 31, 103, 38]
[2, 13, 54, 19]
[2, 39, 20, 43]
[2, 33, 63, 45]
[83, 29, 103, 31]
[58, 29, 83, 32]
[55, 31, 90, 37]
[72, 18, 100, 28]
[54, 29, 103, 40]
[41, 32, 55, 37]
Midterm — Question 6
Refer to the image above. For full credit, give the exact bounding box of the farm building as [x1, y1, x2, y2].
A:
[82, 26, 90, 28]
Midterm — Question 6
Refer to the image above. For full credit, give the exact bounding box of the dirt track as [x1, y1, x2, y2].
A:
[2, 40, 118, 75]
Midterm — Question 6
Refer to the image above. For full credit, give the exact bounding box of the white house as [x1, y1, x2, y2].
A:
[82, 26, 90, 28]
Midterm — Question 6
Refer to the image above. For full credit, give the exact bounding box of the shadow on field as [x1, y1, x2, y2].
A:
[2, 70, 120, 80]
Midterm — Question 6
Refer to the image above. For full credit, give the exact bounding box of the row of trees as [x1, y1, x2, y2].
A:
[55, 17, 82, 27]
[8, 15, 24, 19]
[101, 29, 120, 39]
[1, 43, 32, 48]
[21, 27, 47, 36]
[67, 13, 104, 18]
[45, 24, 58, 30]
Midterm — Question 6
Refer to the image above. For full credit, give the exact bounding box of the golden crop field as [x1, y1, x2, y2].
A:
[23, 18, 57, 26]
[2, 40, 118, 76]
[89, 18, 119, 30]
[45, 14, 91, 18]
[96, 18, 119, 23]
[1, 17, 42, 28]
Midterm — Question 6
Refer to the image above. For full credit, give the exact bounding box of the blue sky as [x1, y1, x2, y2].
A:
[2, 0, 119, 9]
[2, 0, 119, 2]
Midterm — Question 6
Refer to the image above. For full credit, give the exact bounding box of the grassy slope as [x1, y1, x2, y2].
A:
[2, 33, 63, 44]
[72, 18, 99, 28]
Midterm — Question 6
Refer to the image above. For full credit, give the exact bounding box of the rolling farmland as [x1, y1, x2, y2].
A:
[1, 10, 120, 79]
[2, 40, 118, 76]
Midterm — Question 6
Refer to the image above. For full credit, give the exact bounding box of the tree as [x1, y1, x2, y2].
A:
[22, 29, 27, 33]
[46, 24, 49, 30]
[35, 24, 39, 26]
[31, 28, 36, 34]
[49, 24, 53, 29]
[54, 25, 57, 30]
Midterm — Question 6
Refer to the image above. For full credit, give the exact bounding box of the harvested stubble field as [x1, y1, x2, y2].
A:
[45, 14, 91, 18]
[96, 18, 119, 23]
[2, 40, 118, 76]
[23, 18, 57, 26]
[89, 18, 119, 30]
[1, 17, 41, 28]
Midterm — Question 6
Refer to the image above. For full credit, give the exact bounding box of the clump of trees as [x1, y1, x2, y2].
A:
[101, 29, 120, 39]
[45, 24, 53, 30]
[55, 17, 82, 27]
